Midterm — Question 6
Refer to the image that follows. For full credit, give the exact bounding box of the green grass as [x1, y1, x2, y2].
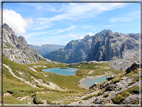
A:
[3, 76, 42, 97]
[82, 93, 98, 100]
[3, 56, 87, 104]
[127, 85, 140, 94]
[103, 92, 109, 98]
[34, 92, 77, 104]
[74, 62, 123, 77]
[3, 96, 24, 104]
[124, 68, 139, 78]
[129, 76, 139, 86]
[111, 94, 125, 104]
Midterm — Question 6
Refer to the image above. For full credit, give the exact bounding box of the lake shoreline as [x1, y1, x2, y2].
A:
[78, 75, 110, 89]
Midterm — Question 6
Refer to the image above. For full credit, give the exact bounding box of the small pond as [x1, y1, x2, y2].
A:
[42, 67, 78, 75]
[80, 75, 109, 89]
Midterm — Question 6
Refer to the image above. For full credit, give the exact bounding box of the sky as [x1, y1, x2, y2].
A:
[3, 2, 140, 46]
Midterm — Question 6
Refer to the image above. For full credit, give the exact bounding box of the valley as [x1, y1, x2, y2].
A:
[1, 23, 141, 106]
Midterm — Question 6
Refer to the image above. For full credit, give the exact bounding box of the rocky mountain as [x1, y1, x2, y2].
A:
[2, 23, 51, 64]
[45, 29, 139, 64]
[29, 44, 64, 56]
[44, 34, 93, 63]
[87, 30, 139, 61]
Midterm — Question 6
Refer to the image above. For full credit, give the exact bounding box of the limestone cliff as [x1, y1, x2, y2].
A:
[87, 30, 139, 61]
[2, 23, 51, 64]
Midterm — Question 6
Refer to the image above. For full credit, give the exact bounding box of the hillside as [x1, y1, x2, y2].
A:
[2, 56, 141, 105]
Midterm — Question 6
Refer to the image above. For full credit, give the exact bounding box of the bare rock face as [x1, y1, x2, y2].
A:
[2, 23, 51, 64]
[45, 29, 139, 65]
[2, 23, 15, 34]
[87, 30, 139, 62]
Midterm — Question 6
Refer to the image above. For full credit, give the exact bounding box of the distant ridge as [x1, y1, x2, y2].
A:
[29, 44, 64, 56]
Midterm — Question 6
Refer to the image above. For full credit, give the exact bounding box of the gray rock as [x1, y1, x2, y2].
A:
[106, 75, 115, 81]
[87, 30, 139, 62]
[123, 94, 140, 104]
[89, 83, 97, 89]
[2, 23, 51, 64]
[105, 83, 116, 91]
[93, 98, 113, 104]
[45, 34, 93, 63]
[126, 62, 140, 74]
[108, 91, 117, 99]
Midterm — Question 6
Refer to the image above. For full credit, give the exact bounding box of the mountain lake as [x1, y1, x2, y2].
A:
[42, 67, 109, 89]
[80, 75, 110, 89]
[42, 67, 78, 75]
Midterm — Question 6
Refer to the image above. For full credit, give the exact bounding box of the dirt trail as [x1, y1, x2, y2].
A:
[3, 64, 38, 88]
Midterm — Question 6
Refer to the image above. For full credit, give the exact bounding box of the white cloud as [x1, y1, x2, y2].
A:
[59, 25, 76, 33]
[69, 34, 77, 38]
[110, 10, 140, 23]
[86, 32, 94, 36]
[36, 3, 126, 26]
[3, 9, 33, 36]
[78, 36, 84, 39]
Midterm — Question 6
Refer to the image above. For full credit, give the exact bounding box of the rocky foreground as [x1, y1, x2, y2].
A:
[68, 62, 141, 106]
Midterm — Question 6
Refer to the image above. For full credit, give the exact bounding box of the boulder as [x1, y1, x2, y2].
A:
[108, 91, 117, 99]
[93, 98, 113, 104]
[89, 83, 97, 89]
[125, 62, 139, 74]
[105, 84, 116, 91]
[106, 75, 115, 81]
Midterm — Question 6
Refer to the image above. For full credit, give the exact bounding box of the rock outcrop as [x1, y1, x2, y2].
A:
[2, 23, 51, 64]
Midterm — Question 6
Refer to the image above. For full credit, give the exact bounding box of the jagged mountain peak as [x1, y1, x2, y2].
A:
[100, 29, 113, 34]
[3, 23, 51, 64]
[2, 23, 15, 34]
[95, 29, 113, 39]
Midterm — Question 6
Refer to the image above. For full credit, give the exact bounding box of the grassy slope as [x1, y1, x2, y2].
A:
[73, 62, 123, 77]
[3, 57, 86, 104]
[3, 56, 129, 104]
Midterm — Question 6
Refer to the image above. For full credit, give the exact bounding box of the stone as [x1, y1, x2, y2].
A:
[123, 94, 139, 104]
[125, 62, 139, 74]
[2, 23, 51, 64]
[89, 83, 97, 89]
[106, 75, 115, 81]
[93, 98, 113, 104]
[105, 84, 116, 91]
[87, 29, 139, 62]
[108, 91, 117, 99]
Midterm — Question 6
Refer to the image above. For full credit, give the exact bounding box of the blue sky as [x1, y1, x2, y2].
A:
[3, 2, 140, 46]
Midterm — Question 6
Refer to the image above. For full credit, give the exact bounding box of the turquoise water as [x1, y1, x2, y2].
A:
[42, 67, 78, 75]
[80, 76, 109, 89]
